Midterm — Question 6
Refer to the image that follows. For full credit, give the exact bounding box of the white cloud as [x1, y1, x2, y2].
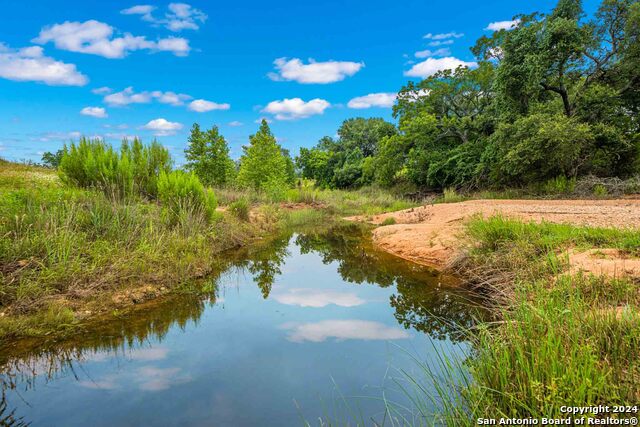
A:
[33, 20, 190, 58]
[165, 3, 208, 31]
[120, 5, 156, 21]
[428, 40, 455, 47]
[404, 57, 478, 78]
[103, 87, 191, 106]
[347, 92, 397, 109]
[92, 86, 112, 95]
[262, 98, 330, 120]
[281, 320, 410, 343]
[153, 91, 191, 106]
[0, 43, 87, 86]
[273, 289, 365, 308]
[415, 47, 451, 58]
[188, 99, 231, 112]
[485, 19, 520, 31]
[228, 121, 243, 127]
[268, 57, 364, 84]
[142, 118, 183, 136]
[122, 3, 207, 32]
[80, 106, 107, 118]
[423, 32, 463, 40]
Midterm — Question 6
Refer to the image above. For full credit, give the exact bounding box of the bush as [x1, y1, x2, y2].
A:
[485, 113, 594, 186]
[541, 176, 576, 195]
[157, 170, 217, 224]
[380, 217, 396, 226]
[228, 198, 250, 221]
[59, 138, 172, 199]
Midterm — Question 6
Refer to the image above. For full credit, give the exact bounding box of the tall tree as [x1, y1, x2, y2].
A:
[184, 124, 235, 186]
[237, 120, 289, 191]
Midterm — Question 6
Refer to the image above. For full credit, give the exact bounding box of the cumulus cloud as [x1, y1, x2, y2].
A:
[262, 98, 330, 120]
[142, 118, 183, 136]
[414, 47, 451, 58]
[0, 43, 87, 86]
[423, 32, 463, 40]
[404, 57, 478, 78]
[103, 87, 191, 106]
[80, 106, 107, 118]
[228, 121, 243, 127]
[122, 3, 207, 32]
[33, 20, 190, 58]
[347, 92, 397, 109]
[188, 99, 231, 112]
[268, 58, 364, 84]
[281, 320, 410, 343]
[485, 19, 520, 31]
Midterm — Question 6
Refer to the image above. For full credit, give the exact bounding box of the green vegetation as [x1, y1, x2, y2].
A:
[0, 148, 413, 342]
[380, 217, 396, 226]
[184, 123, 236, 186]
[422, 216, 640, 423]
[237, 119, 291, 196]
[297, 0, 640, 192]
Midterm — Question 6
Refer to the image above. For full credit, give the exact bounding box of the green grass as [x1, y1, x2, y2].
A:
[380, 217, 397, 226]
[216, 183, 416, 216]
[418, 216, 640, 423]
[0, 162, 279, 341]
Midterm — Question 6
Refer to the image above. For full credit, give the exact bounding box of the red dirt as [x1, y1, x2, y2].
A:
[347, 199, 640, 277]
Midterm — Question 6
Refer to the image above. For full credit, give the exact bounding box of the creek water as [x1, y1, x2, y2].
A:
[0, 224, 481, 426]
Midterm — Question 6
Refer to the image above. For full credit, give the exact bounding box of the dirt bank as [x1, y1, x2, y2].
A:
[347, 199, 640, 276]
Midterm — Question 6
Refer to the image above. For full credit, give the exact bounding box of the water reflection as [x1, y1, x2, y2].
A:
[0, 224, 483, 426]
[280, 319, 410, 343]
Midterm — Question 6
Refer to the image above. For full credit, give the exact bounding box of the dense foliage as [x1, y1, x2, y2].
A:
[298, 0, 640, 191]
[237, 120, 291, 195]
[59, 137, 172, 198]
[184, 124, 236, 187]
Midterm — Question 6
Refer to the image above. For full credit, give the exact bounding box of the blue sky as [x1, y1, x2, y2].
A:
[0, 0, 600, 164]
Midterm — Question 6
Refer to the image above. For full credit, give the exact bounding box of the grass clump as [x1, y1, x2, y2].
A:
[429, 215, 640, 422]
[157, 170, 217, 224]
[380, 217, 396, 226]
[228, 198, 250, 221]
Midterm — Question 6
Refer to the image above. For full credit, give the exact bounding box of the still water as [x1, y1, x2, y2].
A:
[0, 225, 480, 426]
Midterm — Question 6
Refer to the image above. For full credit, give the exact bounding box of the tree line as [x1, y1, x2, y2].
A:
[43, 0, 638, 194]
[298, 0, 640, 191]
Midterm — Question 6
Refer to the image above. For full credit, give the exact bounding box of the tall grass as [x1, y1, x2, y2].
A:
[420, 216, 640, 421]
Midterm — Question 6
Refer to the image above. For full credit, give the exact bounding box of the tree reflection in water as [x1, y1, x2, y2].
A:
[0, 223, 483, 424]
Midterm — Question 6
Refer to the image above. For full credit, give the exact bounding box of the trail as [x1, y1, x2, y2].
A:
[347, 199, 640, 277]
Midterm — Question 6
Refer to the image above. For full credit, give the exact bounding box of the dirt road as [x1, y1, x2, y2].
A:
[348, 199, 640, 276]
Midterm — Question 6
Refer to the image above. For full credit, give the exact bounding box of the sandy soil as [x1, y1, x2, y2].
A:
[347, 199, 640, 277]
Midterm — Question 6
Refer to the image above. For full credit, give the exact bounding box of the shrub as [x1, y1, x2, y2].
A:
[380, 217, 396, 226]
[541, 176, 576, 195]
[593, 183, 608, 197]
[59, 138, 172, 199]
[486, 113, 594, 186]
[157, 170, 217, 224]
[228, 198, 250, 221]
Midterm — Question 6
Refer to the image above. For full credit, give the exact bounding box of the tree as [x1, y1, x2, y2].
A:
[295, 118, 397, 189]
[41, 149, 65, 168]
[237, 120, 289, 191]
[184, 123, 235, 187]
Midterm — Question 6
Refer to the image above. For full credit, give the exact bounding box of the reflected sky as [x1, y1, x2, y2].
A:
[0, 225, 482, 426]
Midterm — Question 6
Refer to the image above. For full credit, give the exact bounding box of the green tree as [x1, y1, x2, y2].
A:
[41, 149, 65, 168]
[237, 120, 289, 192]
[184, 124, 235, 187]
